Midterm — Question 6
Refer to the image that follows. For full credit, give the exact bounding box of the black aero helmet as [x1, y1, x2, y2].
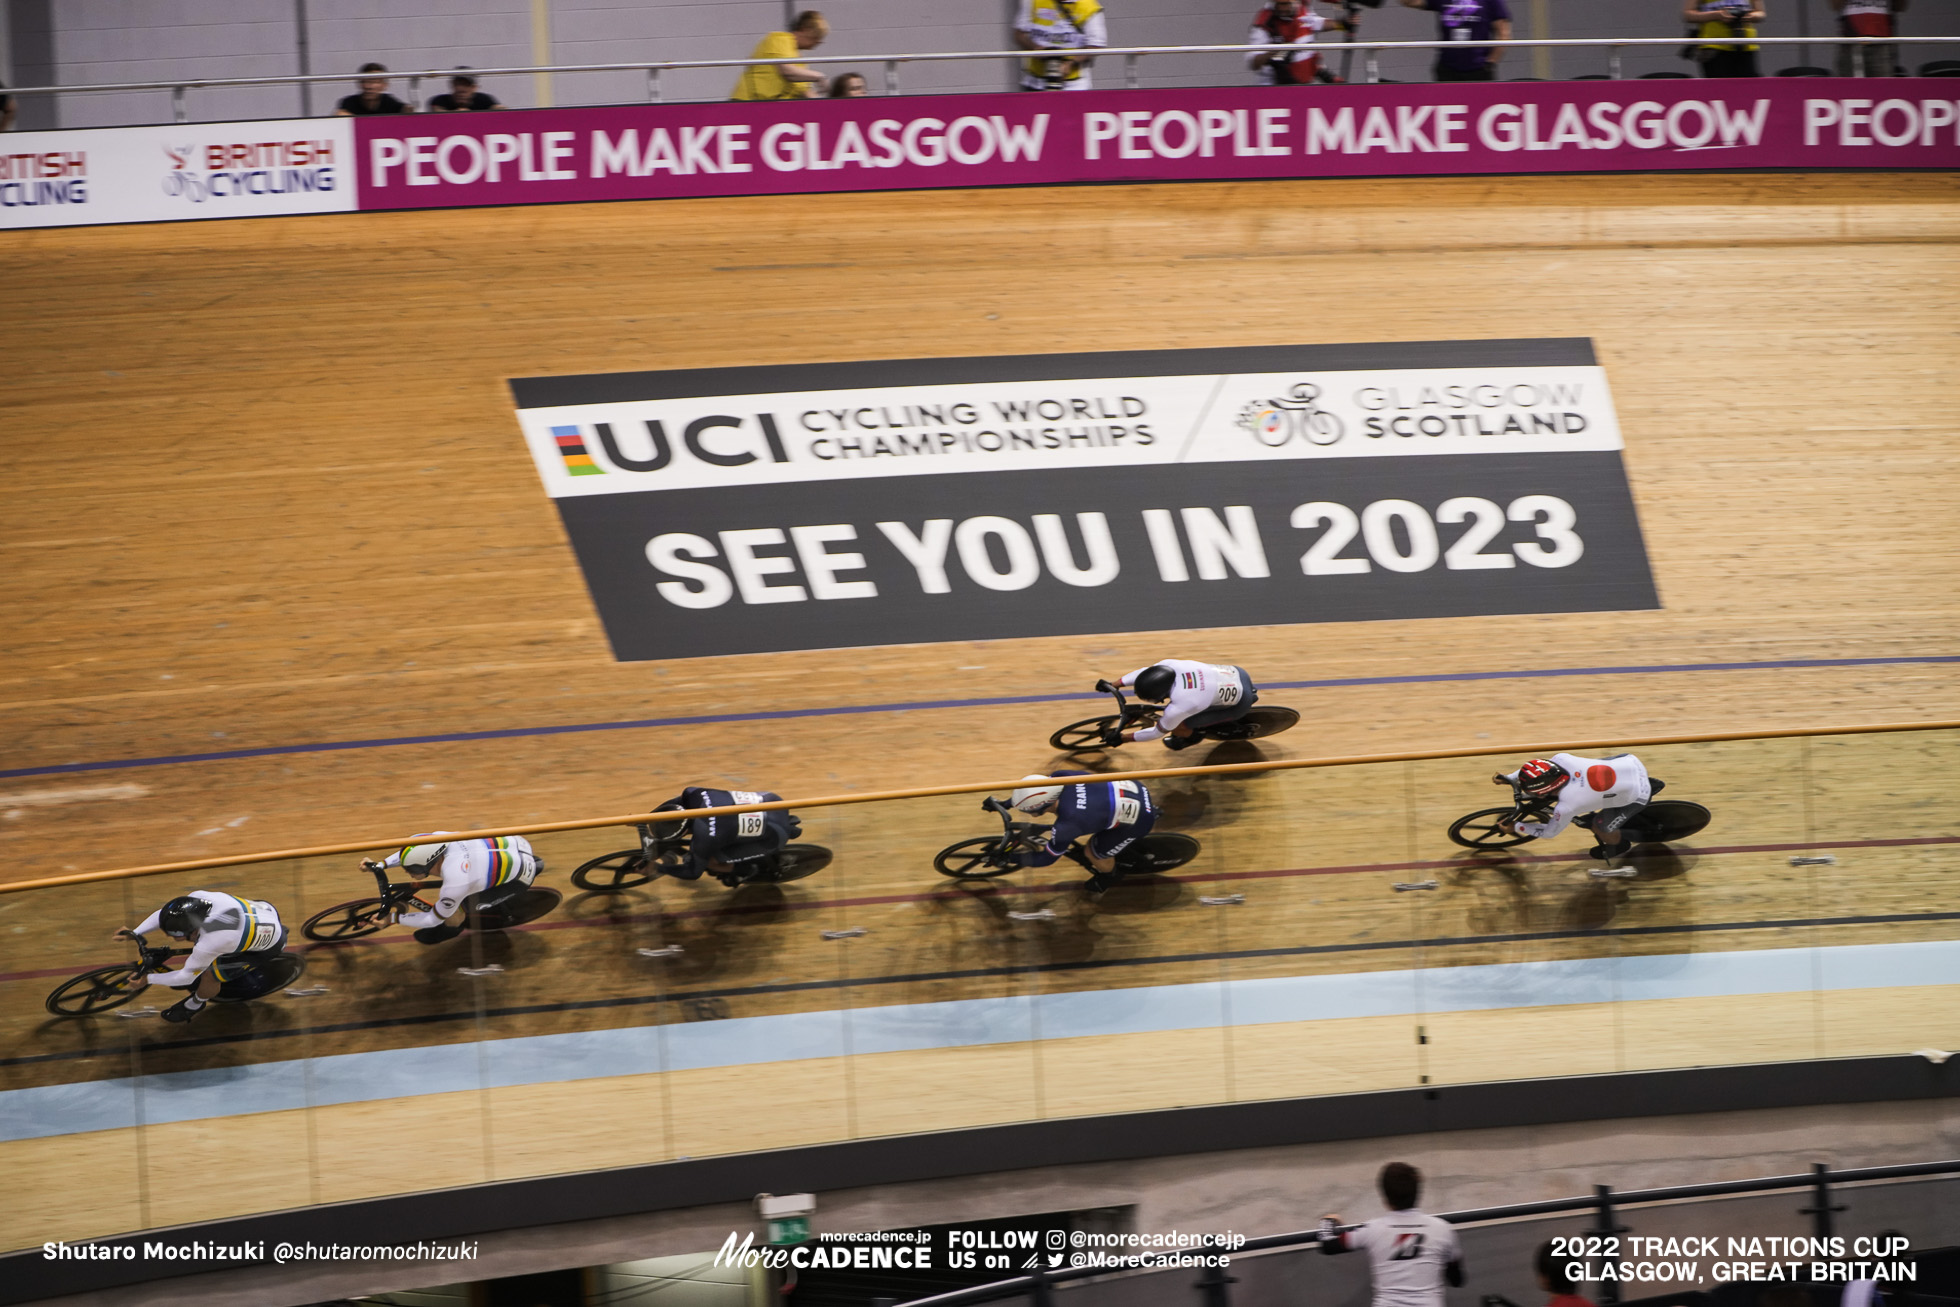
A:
[158, 895, 209, 939]
[1134, 665, 1177, 701]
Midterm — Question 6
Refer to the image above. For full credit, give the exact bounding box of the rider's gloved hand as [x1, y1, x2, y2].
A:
[1101, 725, 1126, 748]
[361, 858, 385, 872]
[1094, 679, 1117, 694]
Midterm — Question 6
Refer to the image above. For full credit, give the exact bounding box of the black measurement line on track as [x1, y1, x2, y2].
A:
[8, 908, 1957, 1076]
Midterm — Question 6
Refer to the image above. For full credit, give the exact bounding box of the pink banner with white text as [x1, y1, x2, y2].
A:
[353, 80, 1959, 211]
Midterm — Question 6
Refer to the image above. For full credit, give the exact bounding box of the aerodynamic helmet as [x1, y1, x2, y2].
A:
[1010, 775, 1066, 814]
[1516, 758, 1570, 798]
[157, 895, 209, 940]
[397, 833, 450, 872]
[1133, 665, 1177, 702]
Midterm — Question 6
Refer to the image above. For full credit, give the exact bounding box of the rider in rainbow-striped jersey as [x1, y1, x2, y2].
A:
[363, 833, 540, 944]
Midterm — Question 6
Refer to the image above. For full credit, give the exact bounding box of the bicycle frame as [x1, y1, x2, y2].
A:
[979, 796, 1093, 870]
[1095, 682, 1162, 730]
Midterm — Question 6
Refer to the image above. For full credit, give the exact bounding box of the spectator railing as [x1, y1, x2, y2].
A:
[892, 1157, 1960, 1306]
[4, 36, 1956, 126]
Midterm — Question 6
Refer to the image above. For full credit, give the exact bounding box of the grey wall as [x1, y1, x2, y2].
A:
[5, 0, 1959, 129]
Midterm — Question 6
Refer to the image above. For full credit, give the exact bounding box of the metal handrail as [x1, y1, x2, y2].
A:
[3, 35, 1954, 124]
[894, 1157, 1960, 1306]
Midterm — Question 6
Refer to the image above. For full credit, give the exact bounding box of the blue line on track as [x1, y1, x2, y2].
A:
[4, 654, 1956, 782]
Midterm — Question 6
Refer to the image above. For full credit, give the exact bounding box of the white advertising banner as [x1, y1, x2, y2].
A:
[0, 119, 353, 229]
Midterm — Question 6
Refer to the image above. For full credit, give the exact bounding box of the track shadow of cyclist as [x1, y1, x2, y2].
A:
[631, 882, 799, 985]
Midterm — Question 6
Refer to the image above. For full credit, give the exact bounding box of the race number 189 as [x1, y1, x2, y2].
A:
[1291, 494, 1583, 576]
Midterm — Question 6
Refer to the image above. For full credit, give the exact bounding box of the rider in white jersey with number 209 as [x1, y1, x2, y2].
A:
[1103, 659, 1258, 750]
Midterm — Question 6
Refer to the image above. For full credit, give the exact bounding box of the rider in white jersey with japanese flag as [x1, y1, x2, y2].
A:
[1319, 1161, 1465, 1306]
[1100, 659, 1258, 750]
[1495, 752, 1656, 860]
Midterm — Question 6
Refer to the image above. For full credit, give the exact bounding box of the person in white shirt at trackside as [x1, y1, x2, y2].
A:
[112, 890, 287, 1024]
[1099, 659, 1259, 750]
[1319, 1161, 1466, 1306]
[363, 833, 540, 944]
[1493, 752, 1657, 862]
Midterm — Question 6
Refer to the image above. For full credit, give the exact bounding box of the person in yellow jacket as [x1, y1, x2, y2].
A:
[732, 10, 830, 101]
[1683, 0, 1765, 78]
[1014, 0, 1109, 91]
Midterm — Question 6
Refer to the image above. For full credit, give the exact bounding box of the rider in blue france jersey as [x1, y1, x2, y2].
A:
[1009, 770, 1156, 890]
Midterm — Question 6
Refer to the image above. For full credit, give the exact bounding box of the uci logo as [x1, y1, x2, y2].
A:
[572, 413, 792, 474]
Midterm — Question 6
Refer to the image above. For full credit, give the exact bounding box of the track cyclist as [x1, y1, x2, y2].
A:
[1495, 753, 1660, 861]
[1098, 659, 1259, 750]
[653, 786, 801, 887]
[363, 833, 541, 943]
[112, 890, 288, 1024]
[1007, 771, 1156, 891]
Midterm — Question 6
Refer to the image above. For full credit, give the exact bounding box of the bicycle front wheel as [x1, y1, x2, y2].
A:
[571, 849, 659, 892]
[302, 897, 391, 942]
[1049, 715, 1124, 752]
[45, 965, 147, 1017]
[1448, 807, 1535, 850]
[934, 837, 1017, 879]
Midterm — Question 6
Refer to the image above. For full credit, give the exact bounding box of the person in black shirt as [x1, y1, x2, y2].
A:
[335, 62, 412, 115]
[429, 72, 503, 112]
[649, 786, 801, 887]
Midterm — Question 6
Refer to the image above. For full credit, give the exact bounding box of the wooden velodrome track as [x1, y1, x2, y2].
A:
[2, 172, 1959, 1247]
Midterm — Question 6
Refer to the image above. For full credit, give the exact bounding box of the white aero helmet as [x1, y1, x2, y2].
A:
[397, 832, 454, 871]
[1010, 775, 1066, 814]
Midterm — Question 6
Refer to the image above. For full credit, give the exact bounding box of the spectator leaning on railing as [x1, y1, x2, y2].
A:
[1014, 0, 1109, 91]
[1397, 0, 1511, 82]
[429, 70, 503, 112]
[334, 63, 413, 115]
[1248, 0, 1358, 84]
[1683, 0, 1766, 77]
[1319, 1161, 1467, 1307]
[1835, 0, 1905, 77]
[732, 10, 830, 101]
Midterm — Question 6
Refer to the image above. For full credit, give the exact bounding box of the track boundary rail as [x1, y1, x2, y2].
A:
[4, 716, 1953, 895]
[5, 36, 1955, 124]
[893, 1158, 1960, 1305]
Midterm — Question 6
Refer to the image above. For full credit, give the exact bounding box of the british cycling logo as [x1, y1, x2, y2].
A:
[1235, 382, 1344, 448]
[161, 139, 338, 203]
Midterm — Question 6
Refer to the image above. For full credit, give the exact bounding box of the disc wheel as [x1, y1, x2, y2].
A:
[934, 837, 1020, 880]
[572, 849, 662, 892]
[749, 844, 833, 884]
[1448, 807, 1536, 850]
[45, 964, 146, 1017]
[214, 953, 307, 1003]
[470, 887, 562, 932]
[1116, 832, 1201, 874]
[1204, 705, 1300, 741]
[302, 897, 392, 942]
[1049, 715, 1125, 752]
[1622, 800, 1712, 843]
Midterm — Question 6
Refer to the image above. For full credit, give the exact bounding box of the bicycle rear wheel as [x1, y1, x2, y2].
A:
[302, 897, 391, 942]
[1204, 706, 1300, 741]
[471, 887, 562, 931]
[752, 844, 833, 884]
[935, 837, 1017, 879]
[1448, 807, 1536, 849]
[1116, 832, 1201, 874]
[1049, 715, 1124, 752]
[1622, 800, 1712, 843]
[572, 849, 661, 892]
[45, 965, 146, 1017]
[215, 953, 307, 1002]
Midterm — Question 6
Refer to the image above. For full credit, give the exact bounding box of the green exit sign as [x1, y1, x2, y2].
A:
[767, 1216, 810, 1246]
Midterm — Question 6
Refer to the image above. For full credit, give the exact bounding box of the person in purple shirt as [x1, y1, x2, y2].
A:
[1399, 0, 1512, 81]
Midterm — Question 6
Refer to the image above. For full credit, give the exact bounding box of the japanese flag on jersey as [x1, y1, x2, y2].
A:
[1347, 1211, 1462, 1307]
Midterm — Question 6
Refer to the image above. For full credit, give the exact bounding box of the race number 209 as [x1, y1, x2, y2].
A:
[1291, 494, 1583, 576]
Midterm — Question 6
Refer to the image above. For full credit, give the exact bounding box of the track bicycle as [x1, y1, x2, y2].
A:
[1447, 776, 1712, 851]
[571, 818, 834, 893]
[1048, 680, 1301, 753]
[932, 795, 1202, 881]
[301, 861, 562, 942]
[45, 938, 307, 1017]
